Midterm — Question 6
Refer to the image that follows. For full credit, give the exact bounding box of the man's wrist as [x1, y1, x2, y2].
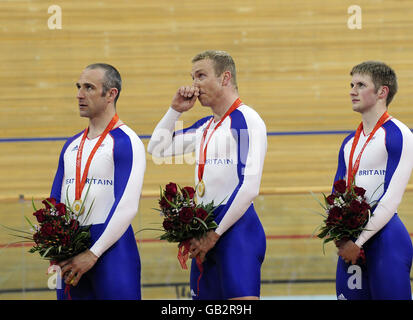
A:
[169, 105, 183, 114]
[354, 239, 363, 248]
[88, 249, 100, 260]
[209, 230, 220, 243]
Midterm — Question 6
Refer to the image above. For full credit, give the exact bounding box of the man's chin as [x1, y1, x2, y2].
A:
[351, 105, 362, 113]
[198, 97, 210, 107]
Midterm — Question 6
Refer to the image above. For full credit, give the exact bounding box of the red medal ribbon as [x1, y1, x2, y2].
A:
[177, 239, 191, 270]
[197, 98, 243, 182]
[347, 111, 391, 189]
[177, 240, 203, 296]
[49, 261, 72, 300]
[64, 283, 72, 300]
[75, 114, 119, 200]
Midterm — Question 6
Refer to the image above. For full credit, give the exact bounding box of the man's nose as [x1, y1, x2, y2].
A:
[77, 88, 85, 99]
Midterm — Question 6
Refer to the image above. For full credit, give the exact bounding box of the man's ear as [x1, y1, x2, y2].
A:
[107, 88, 119, 103]
[221, 71, 232, 86]
[378, 85, 389, 100]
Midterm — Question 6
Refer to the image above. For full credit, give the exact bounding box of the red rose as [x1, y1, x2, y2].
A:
[356, 214, 367, 225]
[333, 180, 347, 194]
[55, 203, 67, 216]
[353, 186, 366, 197]
[182, 186, 195, 199]
[165, 182, 178, 197]
[33, 209, 46, 223]
[360, 201, 371, 214]
[326, 194, 336, 206]
[344, 216, 360, 229]
[42, 197, 57, 210]
[159, 198, 169, 210]
[40, 222, 55, 236]
[163, 219, 174, 231]
[179, 207, 194, 224]
[326, 207, 343, 226]
[349, 200, 362, 213]
[195, 208, 208, 220]
[33, 232, 41, 244]
[159, 194, 173, 210]
[329, 206, 342, 217]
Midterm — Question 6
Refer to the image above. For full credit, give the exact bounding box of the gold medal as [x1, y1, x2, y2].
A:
[197, 180, 205, 197]
[72, 199, 85, 215]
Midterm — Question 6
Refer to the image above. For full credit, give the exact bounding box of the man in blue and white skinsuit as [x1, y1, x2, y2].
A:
[51, 63, 146, 299]
[334, 61, 413, 300]
[148, 50, 267, 300]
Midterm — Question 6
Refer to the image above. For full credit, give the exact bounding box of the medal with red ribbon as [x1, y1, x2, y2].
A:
[197, 98, 243, 197]
[347, 111, 391, 189]
[73, 114, 119, 214]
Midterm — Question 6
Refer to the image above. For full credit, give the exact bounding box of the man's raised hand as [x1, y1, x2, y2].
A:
[171, 86, 199, 113]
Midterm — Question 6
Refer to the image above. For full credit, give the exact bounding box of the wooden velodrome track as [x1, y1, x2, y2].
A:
[1, 0, 413, 299]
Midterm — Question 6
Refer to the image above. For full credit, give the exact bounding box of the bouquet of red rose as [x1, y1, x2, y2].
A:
[315, 179, 372, 263]
[2, 188, 94, 299]
[29, 197, 92, 262]
[157, 182, 218, 270]
[5, 196, 92, 263]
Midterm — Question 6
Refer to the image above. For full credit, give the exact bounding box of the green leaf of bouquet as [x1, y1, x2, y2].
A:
[189, 224, 201, 231]
[180, 186, 189, 199]
[207, 221, 218, 229]
[79, 178, 94, 219]
[24, 216, 36, 230]
[317, 227, 330, 239]
[29, 247, 37, 253]
[0, 224, 32, 235]
[193, 217, 208, 230]
[311, 223, 323, 238]
[310, 191, 327, 211]
[308, 208, 327, 218]
[65, 186, 73, 213]
[31, 198, 37, 211]
[134, 228, 164, 235]
[41, 246, 53, 259]
[7, 233, 33, 241]
[44, 199, 56, 210]
[161, 233, 169, 240]
[370, 182, 384, 202]
[163, 195, 178, 209]
[82, 198, 95, 225]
